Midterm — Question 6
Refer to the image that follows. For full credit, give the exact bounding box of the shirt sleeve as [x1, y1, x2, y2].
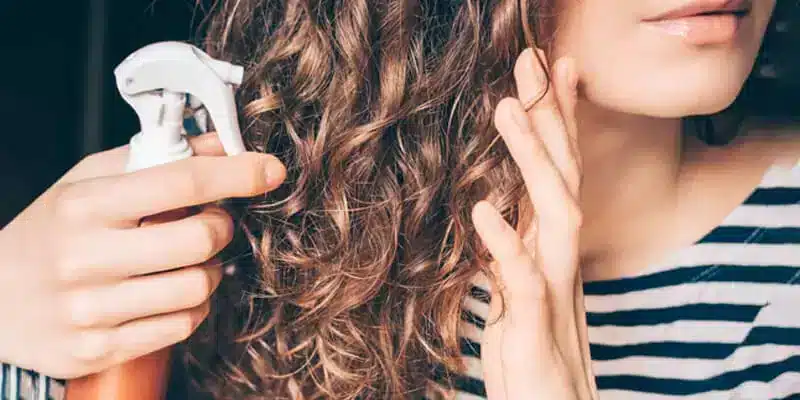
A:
[1, 364, 64, 400]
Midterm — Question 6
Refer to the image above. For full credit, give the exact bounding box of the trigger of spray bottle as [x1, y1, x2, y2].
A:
[115, 41, 247, 173]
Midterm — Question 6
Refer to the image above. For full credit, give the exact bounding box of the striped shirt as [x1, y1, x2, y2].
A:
[0, 365, 59, 400]
[455, 162, 800, 399]
[3, 163, 798, 399]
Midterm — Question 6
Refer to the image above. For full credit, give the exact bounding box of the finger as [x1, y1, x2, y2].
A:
[64, 151, 285, 225]
[513, 77, 582, 282]
[62, 205, 234, 282]
[552, 57, 580, 162]
[481, 308, 508, 400]
[187, 132, 229, 156]
[472, 201, 547, 308]
[574, 273, 599, 397]
[108, 300, 211, 365]
[59, 132, 228, 184]
[482, 262, 510, 400]
[497, 85, 586, 396]
[493, 97, 576, 235]
[64, 262, 223, 328]
[514, 49, 580, 197]
[472, 201, 557, 397]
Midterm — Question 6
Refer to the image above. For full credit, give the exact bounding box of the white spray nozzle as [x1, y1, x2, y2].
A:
[115, 41, 247, 171]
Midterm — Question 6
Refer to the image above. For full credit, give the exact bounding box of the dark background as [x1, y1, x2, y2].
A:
[0, 0, 207, 226]
[0, 1, 799, 227]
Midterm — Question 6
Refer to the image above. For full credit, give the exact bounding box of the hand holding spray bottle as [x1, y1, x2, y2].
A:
[64, 41, 248, 400]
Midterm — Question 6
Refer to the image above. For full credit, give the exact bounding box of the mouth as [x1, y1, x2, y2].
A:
[643, 0, 753, 45]
[644, 0, 752, 22]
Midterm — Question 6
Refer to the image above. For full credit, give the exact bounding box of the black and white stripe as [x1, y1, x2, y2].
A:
[455, 163, 800, 399]
[2, 166, 797, 399]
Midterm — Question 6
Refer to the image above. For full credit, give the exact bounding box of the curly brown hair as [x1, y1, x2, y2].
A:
[178, 0, 789, 399]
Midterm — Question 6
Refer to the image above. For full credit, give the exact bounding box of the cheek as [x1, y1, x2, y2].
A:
[562, 7, 773, 118]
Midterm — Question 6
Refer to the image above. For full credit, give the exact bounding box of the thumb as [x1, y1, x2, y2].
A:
[60, 132, 228, 184]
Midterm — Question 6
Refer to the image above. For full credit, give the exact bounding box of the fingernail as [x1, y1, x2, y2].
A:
[264, 156, 287, 187]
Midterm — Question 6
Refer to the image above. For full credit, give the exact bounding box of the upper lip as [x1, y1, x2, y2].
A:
[644, 0, 752, 21]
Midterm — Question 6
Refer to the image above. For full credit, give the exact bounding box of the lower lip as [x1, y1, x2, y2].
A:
[645, 13, 745, 45]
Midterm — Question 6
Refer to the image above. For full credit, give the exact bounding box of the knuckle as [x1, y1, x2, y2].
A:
[178, 317, 196, 341]
[53, 184, 92, 222]
[565, 199, 583, 229]
[182, 162, 209, 200]
[71, 330, 112, 362]
[54, 253, 85, 284]
[64, 291, 100, 328]
[194, 220, 222, 260]
[211, 209, 235, 245]
[184, 267, 216, 307]
[178, 304, 209, 341]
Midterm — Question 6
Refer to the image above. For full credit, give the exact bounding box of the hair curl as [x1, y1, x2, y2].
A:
[179, 1, 795, 399]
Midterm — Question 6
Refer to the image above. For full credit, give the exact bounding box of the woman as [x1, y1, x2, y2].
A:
[1, 0, 798, 399]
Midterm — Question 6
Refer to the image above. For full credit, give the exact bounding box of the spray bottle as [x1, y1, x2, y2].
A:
[64, 41, 246, 400]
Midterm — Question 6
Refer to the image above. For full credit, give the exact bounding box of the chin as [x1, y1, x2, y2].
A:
[580, 64, 752, 118]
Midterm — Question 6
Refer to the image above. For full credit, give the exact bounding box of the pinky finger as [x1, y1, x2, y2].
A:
[108, 301, 210, 365]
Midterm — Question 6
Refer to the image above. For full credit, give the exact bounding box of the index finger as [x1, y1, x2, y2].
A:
[77, 152, 286, 223]
[60, 132, 228, 184]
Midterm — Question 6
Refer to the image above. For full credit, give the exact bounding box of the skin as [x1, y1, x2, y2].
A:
[0, 133, 287, 378]
[474, 0, 798, 398]
[0, 0, 794, 395]
[554, 0, 776, 117]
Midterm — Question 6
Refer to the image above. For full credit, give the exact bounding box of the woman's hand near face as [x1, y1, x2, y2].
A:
[0, 132, 286, 379]
[472, 48, 598, 399]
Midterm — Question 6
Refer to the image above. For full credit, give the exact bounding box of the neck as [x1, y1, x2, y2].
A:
[575, 100, 685, 257]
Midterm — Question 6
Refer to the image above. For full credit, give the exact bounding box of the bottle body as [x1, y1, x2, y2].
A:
[65, 348, 172, 400]
[65, 208, 193, 400]
[64, 41, 247, 400]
